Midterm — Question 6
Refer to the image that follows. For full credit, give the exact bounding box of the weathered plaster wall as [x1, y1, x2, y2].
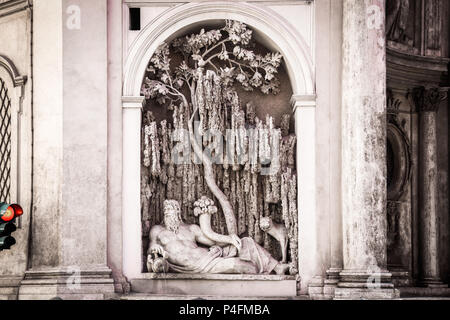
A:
[31, 0, 110, 270]
[106, 0, 126, 292]
[31, 0, 63, 269]
[61, 0, 108, 268]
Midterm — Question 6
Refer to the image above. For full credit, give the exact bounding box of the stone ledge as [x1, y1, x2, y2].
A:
[334, 287, 400, 300]
[120, 293, 308, 301]
[140, 273, 296, 281]
[23, 267, 113, 279]
[400, 287, 450, 298]
[0, 0, 30, 19]
[18, 267, 115, 300]
[0, 276, 23, 300]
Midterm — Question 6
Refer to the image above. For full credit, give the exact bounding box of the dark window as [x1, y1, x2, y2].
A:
[129, 8, 141, 31]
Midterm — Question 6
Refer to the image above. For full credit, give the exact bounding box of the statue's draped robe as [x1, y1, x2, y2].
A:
[386, 0, 410, 42]
[168, 237, 279, 274]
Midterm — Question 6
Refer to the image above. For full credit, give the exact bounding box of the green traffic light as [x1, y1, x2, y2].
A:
[0, 236, 16, 250]
[0, 221, 16, 236]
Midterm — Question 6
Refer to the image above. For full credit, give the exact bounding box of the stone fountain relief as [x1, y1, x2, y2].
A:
[140, 21, 298, 276]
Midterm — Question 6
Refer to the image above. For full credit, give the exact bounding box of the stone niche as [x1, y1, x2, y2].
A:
[137, 20, 299, 296]
[386, 90, 414, 287]
[386, 93, 413, 286]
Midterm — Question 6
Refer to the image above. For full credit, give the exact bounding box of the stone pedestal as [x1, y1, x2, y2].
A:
[414, 87, 448, 288]
[129, 274, 297, 298]
[336, 0, 397, 299]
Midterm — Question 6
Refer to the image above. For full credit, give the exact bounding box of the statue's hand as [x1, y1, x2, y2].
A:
[150, 244, 168, 259]
[209, 245, 223, 257]
[223, 245, 238, 258]
[229, 234, 242, 251]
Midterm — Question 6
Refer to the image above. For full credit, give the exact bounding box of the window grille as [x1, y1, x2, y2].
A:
[0, 78, 11, 203]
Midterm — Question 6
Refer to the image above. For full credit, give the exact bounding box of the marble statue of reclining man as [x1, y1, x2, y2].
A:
[148, 199, 291, 275]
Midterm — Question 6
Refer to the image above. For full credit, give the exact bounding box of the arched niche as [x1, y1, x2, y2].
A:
[123, 2, 314, 98]
[121, 2, 316, 293]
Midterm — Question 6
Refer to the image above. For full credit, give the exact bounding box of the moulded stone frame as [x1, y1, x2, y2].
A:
[121, 1, 316, 293]
[0, 55, 27, 210]
[386, 122, 412, 202]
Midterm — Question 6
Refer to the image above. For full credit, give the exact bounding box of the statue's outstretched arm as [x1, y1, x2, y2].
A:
[197, 214, 241, 250]
[193, 197, 241, 251]
[191, 224, 217, 247]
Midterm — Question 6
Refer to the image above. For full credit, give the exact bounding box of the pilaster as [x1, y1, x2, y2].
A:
[413, 86, 448, 288]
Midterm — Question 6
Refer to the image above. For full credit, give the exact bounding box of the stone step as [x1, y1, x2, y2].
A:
[119, 293, 309, 300]
[399, 287, 450, 298]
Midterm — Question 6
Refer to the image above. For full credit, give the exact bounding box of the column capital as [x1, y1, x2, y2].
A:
[290, 94, 316, 112]
[412, 87, 448, 113]
[122, 96, 146, 109]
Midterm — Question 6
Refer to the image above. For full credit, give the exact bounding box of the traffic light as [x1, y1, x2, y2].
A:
[0, 203, 23, 251]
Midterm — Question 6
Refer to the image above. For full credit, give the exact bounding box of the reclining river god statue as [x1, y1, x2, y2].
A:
[148, 199, 291, 275]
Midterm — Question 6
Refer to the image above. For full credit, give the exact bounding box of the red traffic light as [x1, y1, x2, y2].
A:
[0, 203, 23, 222]
[9, 204, 23, 217]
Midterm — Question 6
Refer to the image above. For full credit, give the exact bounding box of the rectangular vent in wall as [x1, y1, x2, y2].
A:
[129, 8, 141, 31]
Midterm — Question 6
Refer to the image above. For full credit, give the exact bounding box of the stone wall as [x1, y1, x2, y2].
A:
[386, 0, 450, 288]
[0, 0, 33, 299]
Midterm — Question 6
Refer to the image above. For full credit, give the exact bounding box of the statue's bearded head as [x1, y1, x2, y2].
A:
[163, 200, 182, 233]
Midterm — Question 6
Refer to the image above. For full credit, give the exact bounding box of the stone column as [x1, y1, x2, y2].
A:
[414, 87, 447, 287]
[335, 0, 397, 299]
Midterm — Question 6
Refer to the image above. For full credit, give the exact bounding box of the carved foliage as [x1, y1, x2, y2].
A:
[413, 87, 448, 113]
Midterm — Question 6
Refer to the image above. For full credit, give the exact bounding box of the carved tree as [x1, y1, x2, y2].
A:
[141, 21, 283, 236]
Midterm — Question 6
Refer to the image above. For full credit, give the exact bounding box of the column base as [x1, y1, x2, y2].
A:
[419, 278, 448, 289]
[390, 270, 412, 287]
[308, 276, 325, 300]
[0, 276, 23, 300]
[306, 269, 343, 300]
[18, 267, 115, 300]
[334, 270, 399, 300]
[322, 268, 341, 300]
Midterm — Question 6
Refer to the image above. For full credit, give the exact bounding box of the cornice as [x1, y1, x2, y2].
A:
[0, 54, 27, 87]
[122, 96, 146, 109]
[0, 0, 31, 19]
[387, 47, 449, 90]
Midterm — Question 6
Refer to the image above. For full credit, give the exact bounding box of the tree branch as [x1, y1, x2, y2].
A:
[202, 38, 230, 59]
